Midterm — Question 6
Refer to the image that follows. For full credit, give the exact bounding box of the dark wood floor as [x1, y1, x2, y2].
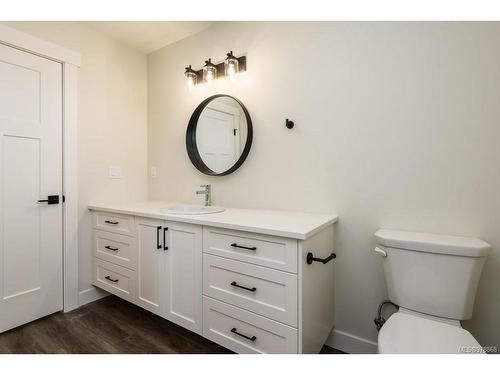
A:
[0, 295, 344, 354]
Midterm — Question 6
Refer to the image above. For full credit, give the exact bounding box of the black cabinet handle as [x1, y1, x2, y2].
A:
[104, 220, 119, 225]
[231, 328, 256, 342]
[105, 276, 119, 283]
[306, 252, 336, 265]
[156, 226, 162, 249]
[230, 243, 257, 251]
[163, 227, 169, 250]
[104, 245, 119, 252]
[231, 281, 257, 292]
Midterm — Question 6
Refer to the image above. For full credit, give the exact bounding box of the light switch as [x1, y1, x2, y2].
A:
[109, 166, 122, 179]
[150, 166, 157, 178]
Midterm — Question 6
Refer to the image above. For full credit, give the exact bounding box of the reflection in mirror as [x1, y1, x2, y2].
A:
[196, 97, 247, 174]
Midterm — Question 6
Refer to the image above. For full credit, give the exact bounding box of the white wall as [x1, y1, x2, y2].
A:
[2, 22, 149, 294]
[148, 22, 500, 349]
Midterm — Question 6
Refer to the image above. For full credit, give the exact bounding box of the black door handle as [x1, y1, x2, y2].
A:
[105, 276, 119, 283]
[231, 281, 257, 292]
[230, 243, 257, 251]
[104, 220, 119, 225]
[163, 227, 169, 250]
[156, 226, 162, 249]
[37, 195, 59, 205]
[104, 245, 119, 252]
[231, 328, 256, 342]
[306, 252, 336, 265]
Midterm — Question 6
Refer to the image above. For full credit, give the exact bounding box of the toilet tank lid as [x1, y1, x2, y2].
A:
[375, 229, 491, 257]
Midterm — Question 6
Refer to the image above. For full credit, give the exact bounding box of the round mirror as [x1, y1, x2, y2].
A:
[186, 95, 253, 176]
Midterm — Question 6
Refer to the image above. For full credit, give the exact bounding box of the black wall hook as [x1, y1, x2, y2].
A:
[285, 119, 294, 129]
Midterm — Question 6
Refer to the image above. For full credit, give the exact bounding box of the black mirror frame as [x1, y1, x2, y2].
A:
[186, 94, 253, 176]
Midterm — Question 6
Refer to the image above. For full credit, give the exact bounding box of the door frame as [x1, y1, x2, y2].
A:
[0, 24, 81, 312]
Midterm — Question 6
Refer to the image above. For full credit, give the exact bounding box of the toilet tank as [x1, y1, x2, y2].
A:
[375, 229, 491, 320]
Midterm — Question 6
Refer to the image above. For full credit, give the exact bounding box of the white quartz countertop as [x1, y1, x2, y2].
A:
[88, 201, 338, 240]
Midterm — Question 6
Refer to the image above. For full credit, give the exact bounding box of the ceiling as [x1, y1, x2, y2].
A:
[84, 21, 215, 54]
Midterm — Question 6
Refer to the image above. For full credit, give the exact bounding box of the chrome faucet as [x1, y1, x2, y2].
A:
[196, 184, 212, 206]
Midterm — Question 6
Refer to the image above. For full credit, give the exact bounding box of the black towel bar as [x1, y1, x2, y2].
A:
[306, 252, 336, 265]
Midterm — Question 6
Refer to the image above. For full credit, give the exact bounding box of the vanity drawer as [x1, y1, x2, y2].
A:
[203, 227, 298, 273]
[203, 296, 298, 354]
[94, 259, 136, 302]
[203, 254, 298, 327]
[93, 211, 136, 236]
[93, 230, 137, 270]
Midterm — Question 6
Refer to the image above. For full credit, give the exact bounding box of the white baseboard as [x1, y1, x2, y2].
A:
[325, 329, 378, 354]
[78, 286, 109, 307]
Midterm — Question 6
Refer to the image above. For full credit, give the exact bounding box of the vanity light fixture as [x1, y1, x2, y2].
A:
[224, 51, 239, 79]
[203, 58, 218, 82]
[184, 52, 247, 88]
[184, 65, 199, 92]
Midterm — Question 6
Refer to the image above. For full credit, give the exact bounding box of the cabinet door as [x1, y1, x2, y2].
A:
[162, 221, 202, 334]
[136, 217, 164, 314]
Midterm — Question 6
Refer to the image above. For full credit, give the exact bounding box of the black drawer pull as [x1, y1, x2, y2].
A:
[163, 227, 169, 250]
[306, 252, 336, 265]
[104, 220, 119, 225]
[230, 243, 257, 251]
[104, 245, 119, 252]
[105, 276, 119, 283]
[156, 226, 162, 249]
[231, 281, 257, 292]
[231, 328, 256, 342]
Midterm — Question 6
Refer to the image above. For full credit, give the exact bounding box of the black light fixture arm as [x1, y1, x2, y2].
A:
[185, 64, 197, 74]
[204, 58, 217, 69]
[226, 50, 237, 60]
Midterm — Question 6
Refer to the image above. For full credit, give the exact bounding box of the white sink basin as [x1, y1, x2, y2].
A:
[160, 204, 225, 215]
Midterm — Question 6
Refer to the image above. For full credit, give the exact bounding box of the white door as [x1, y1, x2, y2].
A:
[136, 217, 164, 314]
[197, 107, 239, 173]
[162, 221, 202, 334]
[0, 44, 63, 332]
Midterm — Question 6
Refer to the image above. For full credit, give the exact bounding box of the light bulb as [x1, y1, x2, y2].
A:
[226, 62, 236, 79]
[203, 58, 217, 83]
[187, 76, 194, 92]
[206, 69, 214, 82]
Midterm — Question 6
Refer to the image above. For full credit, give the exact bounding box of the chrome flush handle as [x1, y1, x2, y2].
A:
[374, 247, 387, 257]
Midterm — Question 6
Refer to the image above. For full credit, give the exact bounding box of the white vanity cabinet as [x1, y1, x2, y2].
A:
[90, 203, 338, 354]
[93, 213, 203, 334]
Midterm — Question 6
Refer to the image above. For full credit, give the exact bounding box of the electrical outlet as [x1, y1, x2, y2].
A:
[150, 166, 157, 178]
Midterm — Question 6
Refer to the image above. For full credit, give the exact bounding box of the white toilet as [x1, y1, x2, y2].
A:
[374, 229, 491, 354]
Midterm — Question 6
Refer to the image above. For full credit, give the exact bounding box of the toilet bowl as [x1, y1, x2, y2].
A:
[374, 229, 490, 354]
[378, 310, 483, 354]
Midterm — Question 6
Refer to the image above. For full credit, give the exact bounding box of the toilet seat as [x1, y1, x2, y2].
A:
[378, 311, 484, 354]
